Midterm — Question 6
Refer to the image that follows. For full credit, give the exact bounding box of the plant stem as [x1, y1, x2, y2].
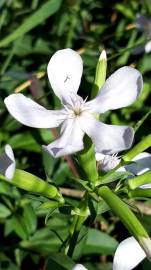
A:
[67, 215, 85, 257]
[66, 195, 89, 257]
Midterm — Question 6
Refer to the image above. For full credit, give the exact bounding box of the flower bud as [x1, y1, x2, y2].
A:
[91, 50, 107, 98]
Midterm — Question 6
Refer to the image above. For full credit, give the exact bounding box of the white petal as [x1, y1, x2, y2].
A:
[72, 264, 87, 270]
[5, 163, 15, 180]
[87, 67, 143, 113]
[145, 40, 151, 53]
[140, 183, 151, 189]
[43, 118, 84, 157]
[5, 144, 16, 180]
[5, 144, 15, 163]
[79, 113, 134, 154]
[4, 94, 66, 128]
[95, 152, 106, 161]
[47, 49, 83, 102]
[125, 152, 151, 176]
[0, 145, 15, 180]
[116, 166, 126, 173]
[113, 237, 146, 270]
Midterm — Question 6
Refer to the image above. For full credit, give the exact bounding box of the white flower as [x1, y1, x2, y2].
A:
[0, 144, 15, 180]
[72, 264, 87, 270]
[113, 237, 146, 270]
[4, 49, 143, 158]
[96, 151, 151, 189]
[96, 153, 121, 172]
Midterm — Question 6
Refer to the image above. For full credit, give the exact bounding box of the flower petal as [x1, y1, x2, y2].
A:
[5, 144, 16, 180]
[113, 237, 146, 270]
[47, 48, 83, 102]
[43, 118, 84, 157]
[5, 163, 16, 180]
[145, 40, 151, 53]
[79, 113, 134, 154]
[5, 144, 15, 163]
[0, 145, 15, 180]
[87, 67, 143, 113]
[125, 152, 151, 176]
[72, 264, 87, 270]
[4, 94, 66, 128]
[95, 153, 106, 161]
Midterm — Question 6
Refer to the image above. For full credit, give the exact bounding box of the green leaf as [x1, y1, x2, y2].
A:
[20, 227, 67, 254]
[0, 0, 62, 47]
[23, 203, 37, 234]
[0, 203, 11, 218]
[97, 171, 131, 186]
[134, 109, 151, 132]
[12, 215, 28, 240]
[115, 3, 134, 19]
[0, 253, 20, 270]
[46, 253, 75, 270]
[8, 132, 41, 152]
[83, 228, 118, 255]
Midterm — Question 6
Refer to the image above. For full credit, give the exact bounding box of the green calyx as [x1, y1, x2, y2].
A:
[128, 171, 151, 190]
[0, 169, 64, 203]
[98, 186, 149, 240]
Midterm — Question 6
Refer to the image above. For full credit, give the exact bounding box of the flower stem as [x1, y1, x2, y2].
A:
[77, 136, 98, 187]
[66, 214, 85, 257]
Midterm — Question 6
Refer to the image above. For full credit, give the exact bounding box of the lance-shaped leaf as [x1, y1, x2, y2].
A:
[0, 0, 62, 47]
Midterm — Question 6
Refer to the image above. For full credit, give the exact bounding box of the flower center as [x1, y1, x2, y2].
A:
[74, 107, 82, 116]
[63, 93, 88, 118]
[98, 154, 121, 172]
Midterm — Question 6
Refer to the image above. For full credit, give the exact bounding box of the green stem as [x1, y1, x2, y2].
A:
[67, 214, 85, 257]
[66, 195, 89, 257]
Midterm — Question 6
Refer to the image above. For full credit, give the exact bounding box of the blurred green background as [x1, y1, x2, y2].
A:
[0, 0, 151, 269]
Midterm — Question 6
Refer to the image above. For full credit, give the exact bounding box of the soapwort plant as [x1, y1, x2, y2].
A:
[1, 48, 151, 270]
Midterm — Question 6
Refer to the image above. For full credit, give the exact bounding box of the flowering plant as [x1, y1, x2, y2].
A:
[1, 48, 151, 270]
